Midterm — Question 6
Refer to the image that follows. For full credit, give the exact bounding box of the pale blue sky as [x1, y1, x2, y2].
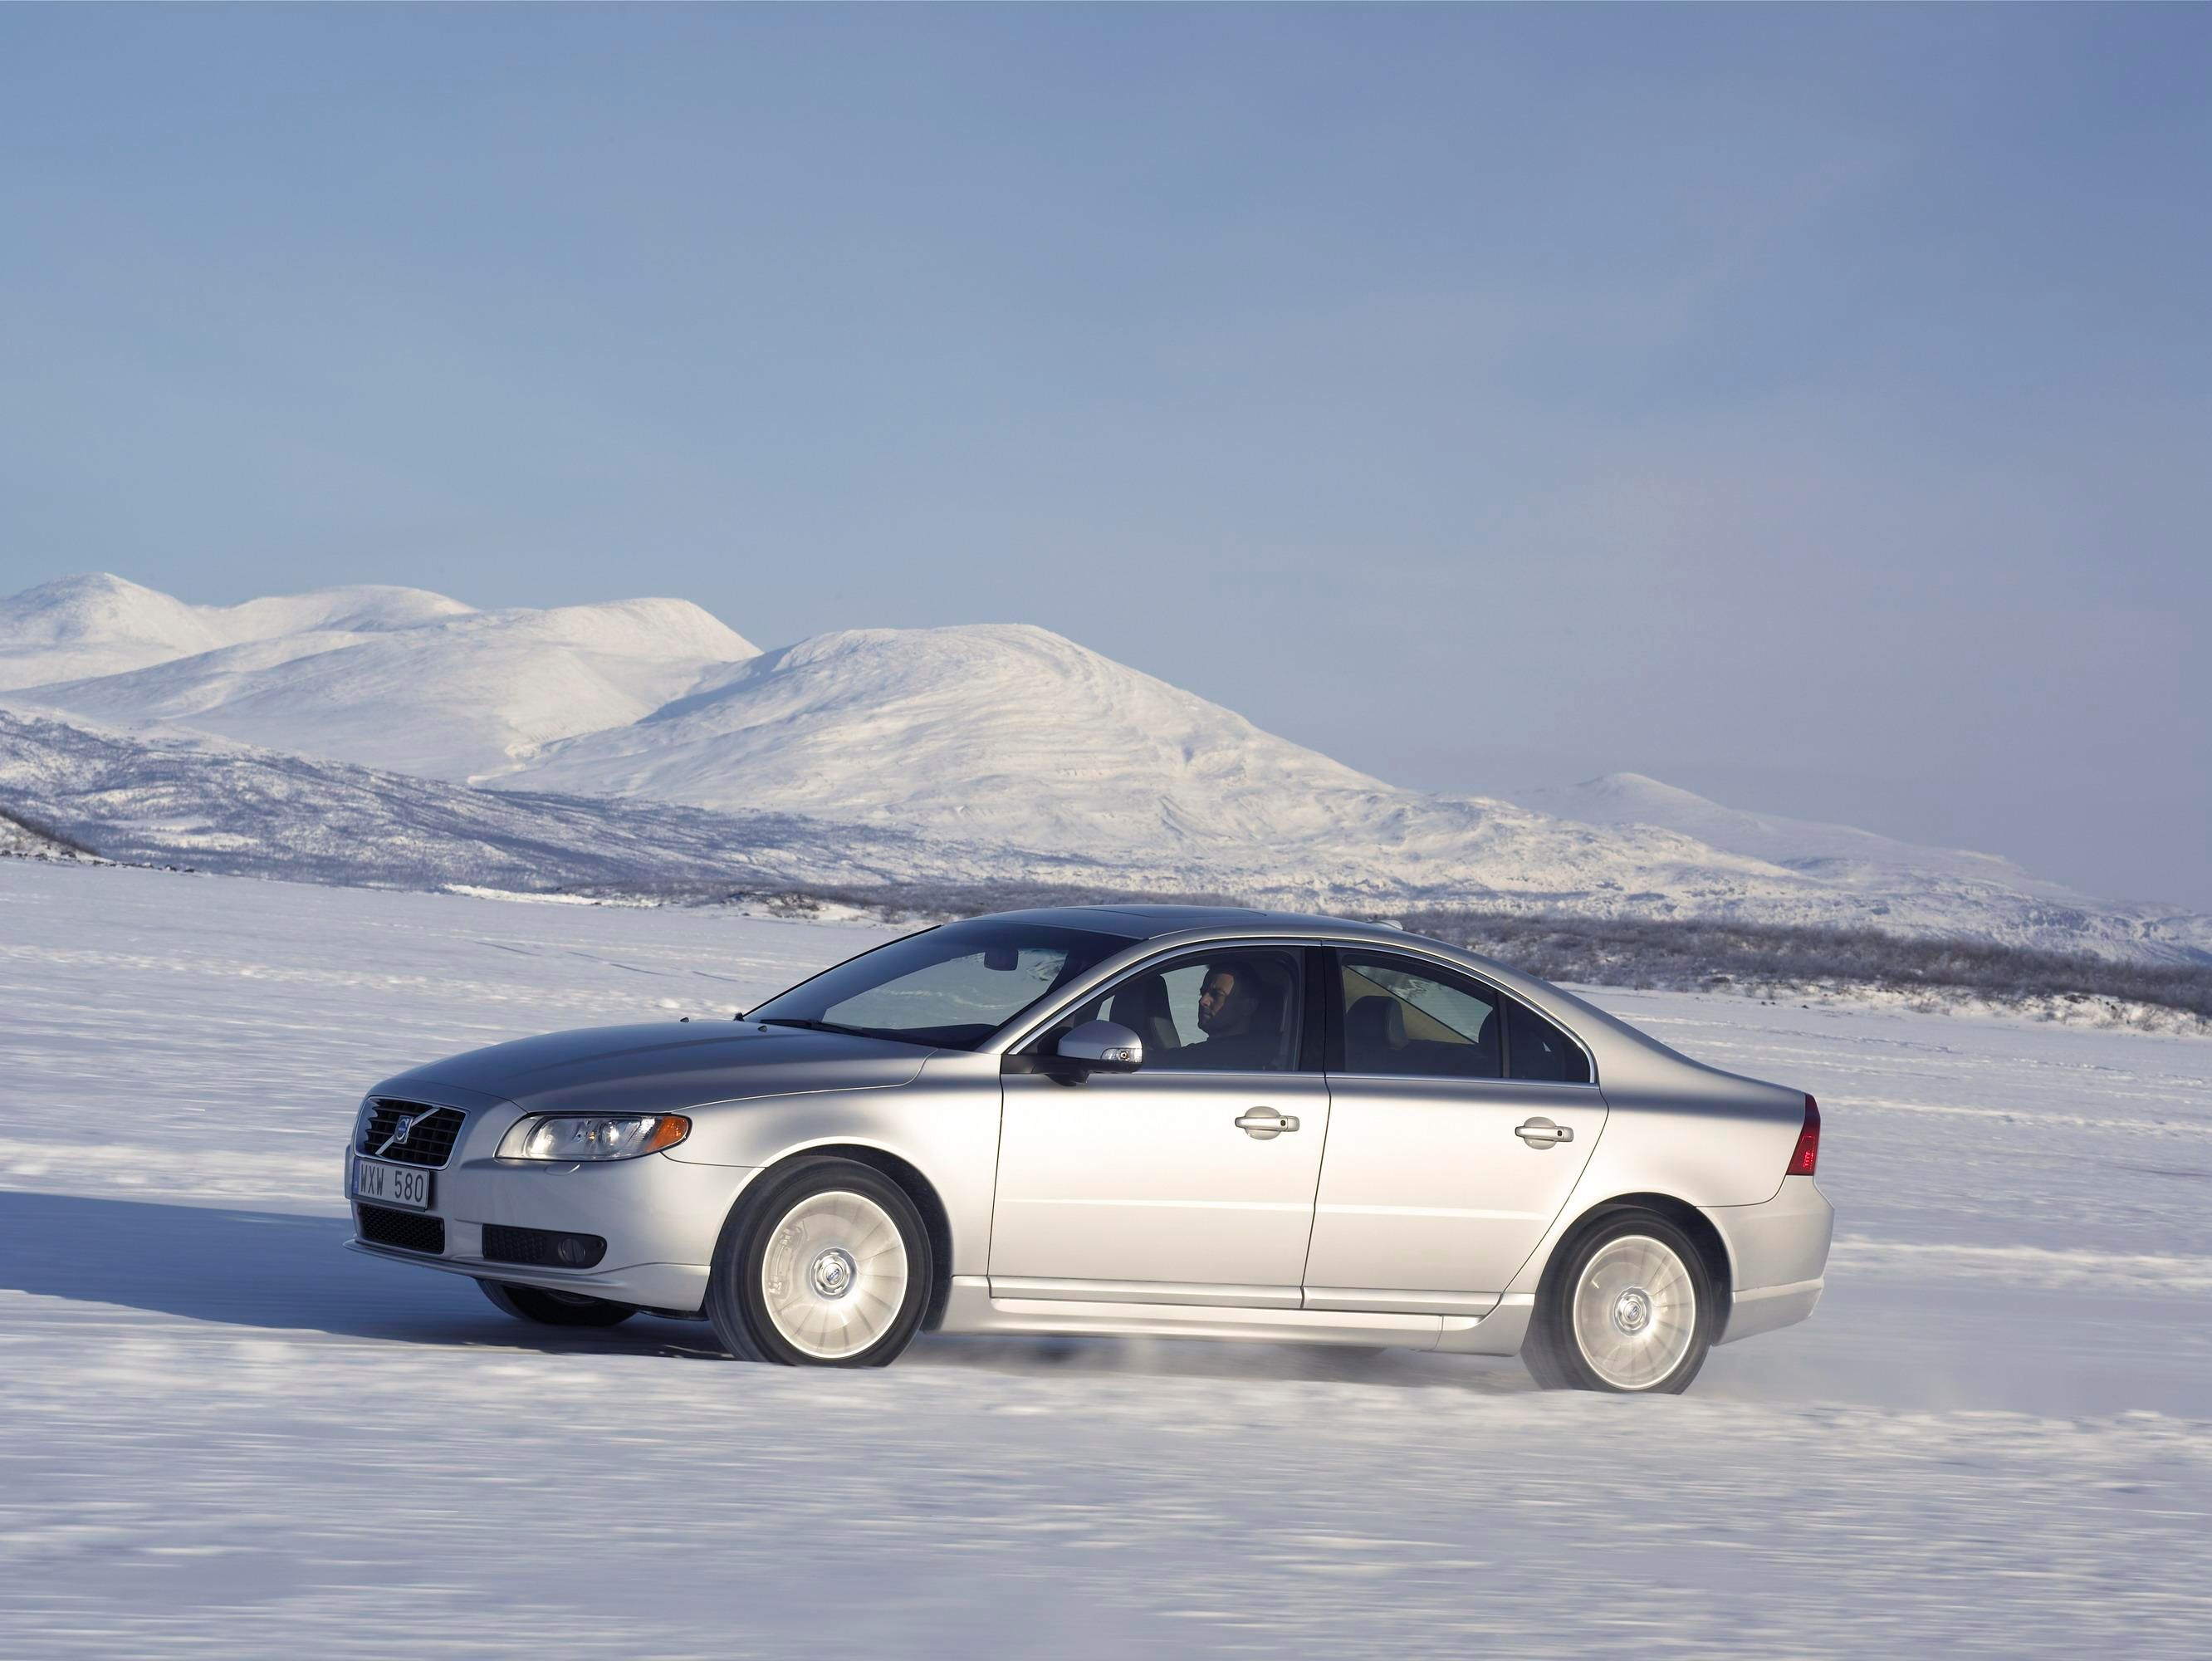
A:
[2, 6, 2207, 906]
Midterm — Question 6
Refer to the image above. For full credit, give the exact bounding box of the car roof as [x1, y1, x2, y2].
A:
[972, 903, 1422, 944]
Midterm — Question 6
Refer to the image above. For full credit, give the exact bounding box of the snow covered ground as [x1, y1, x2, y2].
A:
[2, 860, 2209, 1656]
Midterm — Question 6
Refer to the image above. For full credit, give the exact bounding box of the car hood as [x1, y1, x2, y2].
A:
[378, 1022, 932, 1115]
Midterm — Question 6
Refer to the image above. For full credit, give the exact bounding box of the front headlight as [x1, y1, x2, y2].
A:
[498, 1113, 691, 1162]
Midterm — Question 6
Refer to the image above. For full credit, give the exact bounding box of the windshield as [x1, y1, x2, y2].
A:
[746, 919, 1139, 1051]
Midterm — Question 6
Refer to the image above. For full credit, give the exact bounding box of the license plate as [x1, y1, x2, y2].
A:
[355, 1158, 432, 1212]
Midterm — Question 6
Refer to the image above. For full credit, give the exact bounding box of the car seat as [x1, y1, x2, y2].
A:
[1245, 958, 1298, 1067]
[1344, 994, 1408, 1067]
[1106, 974, 1183, 1059]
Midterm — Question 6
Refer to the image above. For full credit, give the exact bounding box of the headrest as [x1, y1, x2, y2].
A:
[1345, 994, 1407, 1051]
[1111, 975, 1183, 1054]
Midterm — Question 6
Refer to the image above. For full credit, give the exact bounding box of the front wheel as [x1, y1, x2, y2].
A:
[1522, 1213, 1715, 1394]
[477, 1278, 638, 1328]
[707, 1158, 932, 1367]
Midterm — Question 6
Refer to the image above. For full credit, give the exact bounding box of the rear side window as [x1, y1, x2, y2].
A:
[1338, 953, 1502, 1080]
[1507, 999, 1593, 1084]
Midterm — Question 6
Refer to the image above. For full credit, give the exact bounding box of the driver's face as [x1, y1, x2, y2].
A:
[1197, 970, 1239, 1033]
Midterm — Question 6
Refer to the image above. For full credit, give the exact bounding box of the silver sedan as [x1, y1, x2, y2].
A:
[345, 905, 1833, 1394]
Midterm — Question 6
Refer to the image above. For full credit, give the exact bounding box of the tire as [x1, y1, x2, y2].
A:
[477, 1278, 638, 1328]
[707, 1157, 932, 1368]
[1521, 1212, 1715, 1395]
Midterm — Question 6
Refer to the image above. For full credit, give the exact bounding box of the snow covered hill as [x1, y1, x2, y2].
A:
[0, 806, 96, 864]
[508, 622, 1392, 843]
[507, 622, 1725, 889]
[0, 708, 1012, 897]
[5, 574, 2207, 964]
[5, 575, 757, 780]
[0, 571, 472, 690]
[1507, 772, 2057, 891]
[7, 707, 2208, 965]
[501, 625, 2212, 960]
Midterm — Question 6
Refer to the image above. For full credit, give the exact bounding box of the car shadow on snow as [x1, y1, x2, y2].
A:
[907, 1332, 1535, 1392]
[0, 1189, 1536, 1388]
[0, 1189, 726, 1359]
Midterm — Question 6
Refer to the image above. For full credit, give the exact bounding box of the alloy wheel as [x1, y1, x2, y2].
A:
[757, 1188, 911, 1360]
[1569, 1232, 1698, 1389]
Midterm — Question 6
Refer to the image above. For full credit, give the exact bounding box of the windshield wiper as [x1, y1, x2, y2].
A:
[753, 1017, 888, 1041]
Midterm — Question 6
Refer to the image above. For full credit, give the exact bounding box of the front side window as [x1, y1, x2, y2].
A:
[1338, 953, 1502, 1080]
[748, 920, 1138, 1051]
[1030, 946, 1308, 1073]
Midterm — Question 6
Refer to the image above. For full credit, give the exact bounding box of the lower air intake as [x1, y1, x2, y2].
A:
[356, 1203, 446, 1256]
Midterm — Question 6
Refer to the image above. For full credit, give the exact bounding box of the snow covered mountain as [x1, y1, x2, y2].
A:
[512, 623, 1449, 845]
[5, 574, 2207, 964]
[7, 706, 2209, 966]
[1505, 773, 2063, 894]
[7, 575, 757, 780]
[479, 626, 2212, 962]
[0, 572, 472, 690]
[0, 708, 1001, 896]
[0, 803, 95, 863]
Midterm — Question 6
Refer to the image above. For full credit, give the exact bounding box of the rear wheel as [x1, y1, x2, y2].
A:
[707, 1158, 931, 1367]
[1522, 1213, 1714, 1394]
[477, 1279, 638, 1328]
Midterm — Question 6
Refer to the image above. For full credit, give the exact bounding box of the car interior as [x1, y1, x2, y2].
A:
[1340, 961, 1504, 1079]
[1059, 952, 1304, 1072]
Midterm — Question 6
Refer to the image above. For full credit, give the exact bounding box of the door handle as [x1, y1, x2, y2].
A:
[1235, 1110, 1300, 1139]
[1515, 1117, 1573, 1147]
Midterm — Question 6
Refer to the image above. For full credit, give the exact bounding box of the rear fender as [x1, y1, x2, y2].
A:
[1505, 1082, 1803, 1297]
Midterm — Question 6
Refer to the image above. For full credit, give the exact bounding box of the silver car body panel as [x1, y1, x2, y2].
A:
[1304, 1075, 1608, 1309]
[992, 1067, 1330, 1303]
[384, 1020, 932, 1114]
[342, 1074, 752, 1311]
[346, 906, 1833, 1355]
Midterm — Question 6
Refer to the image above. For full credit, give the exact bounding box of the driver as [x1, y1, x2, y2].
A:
[1192, 958, 1279, 1070]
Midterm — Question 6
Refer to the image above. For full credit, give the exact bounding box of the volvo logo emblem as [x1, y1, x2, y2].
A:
[393, 1115, 414, 1144]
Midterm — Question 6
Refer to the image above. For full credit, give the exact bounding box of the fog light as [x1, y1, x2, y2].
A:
[481, 1224, 608, 1269]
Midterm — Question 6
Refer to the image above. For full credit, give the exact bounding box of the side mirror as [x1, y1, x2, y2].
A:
[1055, 1020, 1143, 1075]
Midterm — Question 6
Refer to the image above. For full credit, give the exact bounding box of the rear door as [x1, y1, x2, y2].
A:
[1303, 948, 1607, 1313]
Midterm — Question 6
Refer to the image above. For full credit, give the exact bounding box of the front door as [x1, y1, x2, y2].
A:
[991, 945, 1328, 1307]
[1303, 949, 1608, 1312]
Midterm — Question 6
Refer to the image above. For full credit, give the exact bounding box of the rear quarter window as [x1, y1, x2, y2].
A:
[1506, 998, 1593, 1084]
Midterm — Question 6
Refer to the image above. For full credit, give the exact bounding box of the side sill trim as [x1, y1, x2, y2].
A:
[987, 1276, 1299, 1309]
[941, 1277, 1534, 1354]
[1303, 1286, 1500, 1316]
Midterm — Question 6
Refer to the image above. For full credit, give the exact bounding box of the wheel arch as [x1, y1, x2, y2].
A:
[745, 1142, 957, 1330]
[1534, 1192, 1736, 1341]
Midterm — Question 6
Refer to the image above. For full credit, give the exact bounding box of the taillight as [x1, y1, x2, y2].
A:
[1787, 1095, 1820, 1177]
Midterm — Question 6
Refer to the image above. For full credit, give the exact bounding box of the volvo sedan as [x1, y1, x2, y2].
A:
[345, 905, 1833, 1394]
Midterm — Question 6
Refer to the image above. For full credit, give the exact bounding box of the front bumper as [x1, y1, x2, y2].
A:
[1707, 1175, 1833, 1345]
[345, 1141, 759, 1314]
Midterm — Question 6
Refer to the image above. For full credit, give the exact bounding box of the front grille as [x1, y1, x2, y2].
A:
[483, 1223, 608, 1270]
[357, 1100, 466, 1169]
[355, 1203, 446, 1256]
